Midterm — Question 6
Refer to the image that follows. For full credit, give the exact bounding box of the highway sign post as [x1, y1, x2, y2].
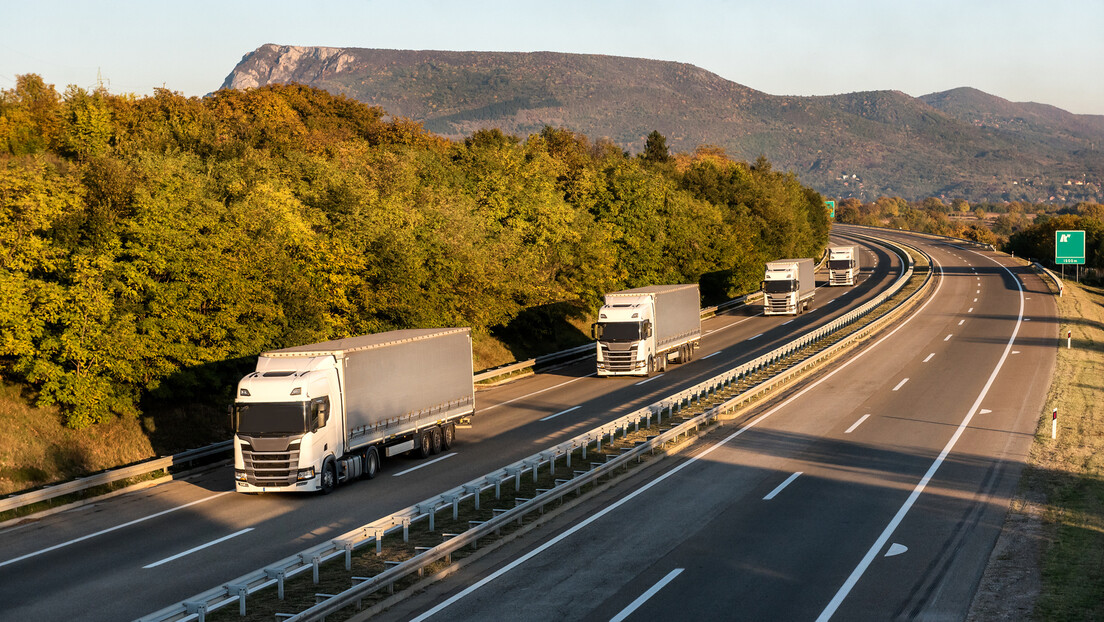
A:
[1056, 230, 1086, 283]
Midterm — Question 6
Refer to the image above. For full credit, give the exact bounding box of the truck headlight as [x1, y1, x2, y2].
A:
[235, 470, 248, 481]
[296, 467, 316, 481]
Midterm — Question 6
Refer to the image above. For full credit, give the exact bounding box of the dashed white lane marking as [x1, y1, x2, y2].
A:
[392, 453, 457, 477]
[845, 415, 871, 434]
[763, 472, 803, 500]
[923, 353, 935, 363]
[540, 406, 580, 422]
[892, 378, 909, 391]
[144, 528, 254, 569]
[609, 568, 685, 622]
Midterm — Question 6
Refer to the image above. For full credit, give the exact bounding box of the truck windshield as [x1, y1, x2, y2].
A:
[597, 321, 642, 342]
[828, 259, 853, 270]
[234, 402, 308, 436]
[764, 279, 795, 294]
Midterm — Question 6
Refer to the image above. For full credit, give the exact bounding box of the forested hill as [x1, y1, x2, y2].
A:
[0, 76, 827, 428]
[223, 45, 1104, 204]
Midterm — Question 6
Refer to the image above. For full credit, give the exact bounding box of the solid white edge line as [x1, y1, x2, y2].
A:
[892, 378, 909, 391]
[923, 353, 935, 363]
[540, 406, 581, 422]
[763, 472, 803, 500]
[408, 250, 944, 622]
[480, 373, 596, 413]
[845, 414, 871, 434]
[0, 491, 235, 569]
[391, 453, 457, 477]
[608, 568, 685, 622]
[816, 249, 1024, 622]
[143, 528, 254, 569]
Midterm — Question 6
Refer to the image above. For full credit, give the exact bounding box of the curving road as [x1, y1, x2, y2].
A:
[376, 227, 1058, 622]
[0, 233, 902, 622]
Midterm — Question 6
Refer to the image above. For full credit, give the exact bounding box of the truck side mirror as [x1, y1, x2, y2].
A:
[591, 323, 602, 340]
[643, 320, 653, 338]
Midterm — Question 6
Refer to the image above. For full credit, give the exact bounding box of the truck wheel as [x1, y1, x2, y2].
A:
[646, 355, 654, 377]
[364, 447, 380, 480]
[417, 430, 433, 458]
[320, 459, 337, 494]
[430, 426, 443, 455]
[441, 423, 455, 450]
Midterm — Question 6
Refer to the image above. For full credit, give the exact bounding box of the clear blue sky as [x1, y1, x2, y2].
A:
[2, 0, 1102, 115]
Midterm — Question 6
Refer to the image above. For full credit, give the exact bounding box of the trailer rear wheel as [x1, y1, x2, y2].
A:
[417, 429, 434, 458]
[441, 423, 455, 450]
[430, 426, 443, 454]
[364, 447, 380, 480]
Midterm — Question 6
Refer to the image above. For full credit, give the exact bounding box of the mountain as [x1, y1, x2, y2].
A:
[222, 44, 1104, 203]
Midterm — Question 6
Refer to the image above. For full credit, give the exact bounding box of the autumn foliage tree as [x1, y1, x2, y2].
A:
[0, 78, 829, 428]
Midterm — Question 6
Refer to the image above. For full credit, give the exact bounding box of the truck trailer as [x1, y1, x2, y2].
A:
[828, 245, 859, 286]
[593, 284, 701, 377]
[232, 328, 475, 494]
[763, 258, 816, 315]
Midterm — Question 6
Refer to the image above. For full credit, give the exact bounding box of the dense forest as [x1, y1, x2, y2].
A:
[0, 76, 829, 430]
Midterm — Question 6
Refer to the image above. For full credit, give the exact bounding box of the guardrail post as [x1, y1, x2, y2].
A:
[227, 583, 248, 616]
[375, 528, 385, 556]
[336, 539, 354, 570]
[451, 494, 460, 520]
[464, 484, 481, 510]
[265, 568, 286, 599]
[184, 601, 206, 622]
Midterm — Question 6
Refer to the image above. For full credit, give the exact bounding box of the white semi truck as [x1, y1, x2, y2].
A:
[828, 245, 859, 286]
[232, 328, 475, 494]
[593, 284, 701, 377]
[763, 258, 816, 315]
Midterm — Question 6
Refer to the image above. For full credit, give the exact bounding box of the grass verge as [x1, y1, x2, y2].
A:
[1029, 282, 1104, 619]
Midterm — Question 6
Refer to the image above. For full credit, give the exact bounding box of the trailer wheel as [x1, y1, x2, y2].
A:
[417, 429, 433, 458]
[320, 459, 337, 494]
[430, 426, 443, 455]
[364, 447, 380, 480]
[441, 423, 455, 450]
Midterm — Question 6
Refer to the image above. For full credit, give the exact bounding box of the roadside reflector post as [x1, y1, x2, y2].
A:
[1067, 330, 1072, 349]
[1052, 408, 1058, 440]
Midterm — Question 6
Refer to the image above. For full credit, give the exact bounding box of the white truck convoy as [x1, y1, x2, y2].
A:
[763, 258, 816, 315]
[232, 328, 474, 494]
[232, 241, 857, 492]
[593, 284, 702, 377]
[828, 245, 859, 286]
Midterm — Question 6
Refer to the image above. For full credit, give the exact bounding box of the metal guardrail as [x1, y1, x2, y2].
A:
[0, 441, 232, 515]
[138, 234, 919, 622]
[1032, 262, 1064, 295]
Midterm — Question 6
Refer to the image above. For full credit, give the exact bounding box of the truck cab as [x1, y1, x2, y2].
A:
[828, 246, 858, 286]
[594, 296, 656, 376]
[233, 355, 342, 493]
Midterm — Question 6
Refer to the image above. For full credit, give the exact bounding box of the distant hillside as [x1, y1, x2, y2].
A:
[222, 45, 1104, 203]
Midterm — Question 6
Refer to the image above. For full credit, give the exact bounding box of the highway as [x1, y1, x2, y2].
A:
[0, 234, 902, 621]
[374, 228, 1059, 621]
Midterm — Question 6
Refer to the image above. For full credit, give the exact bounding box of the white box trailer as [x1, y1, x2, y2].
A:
[594, 284, 702, 376]
[233, 328, 474, 493]
[828, 245, 859, 286]
[763, 258, 816, 315]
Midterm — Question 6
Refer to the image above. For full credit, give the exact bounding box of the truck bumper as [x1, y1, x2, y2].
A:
[234, 474, 319, 494]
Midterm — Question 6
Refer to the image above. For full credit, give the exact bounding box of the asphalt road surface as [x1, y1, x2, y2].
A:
[375, 228, 1058, 622]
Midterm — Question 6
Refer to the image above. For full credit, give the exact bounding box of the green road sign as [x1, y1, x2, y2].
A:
[825, 200, 835, 218]
[1055, 230, 1085, 265]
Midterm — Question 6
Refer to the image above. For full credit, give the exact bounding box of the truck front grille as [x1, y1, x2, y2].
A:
[241, 444, 299, 486]
[830, 270, 852, 285]
[601, 344, 639, 371]
[766, 294, 792, 314]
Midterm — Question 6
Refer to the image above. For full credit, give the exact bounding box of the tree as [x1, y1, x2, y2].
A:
[641, 130, 669, 164]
